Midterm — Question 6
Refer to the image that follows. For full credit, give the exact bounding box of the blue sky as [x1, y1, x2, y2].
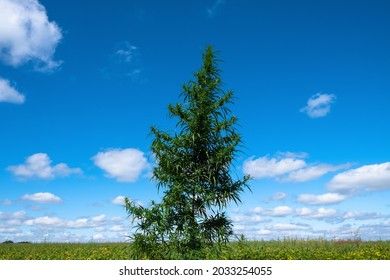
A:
[1, 0, 389, 242]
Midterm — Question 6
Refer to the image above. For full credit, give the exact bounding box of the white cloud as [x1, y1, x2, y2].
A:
[0, 0, 62, 71]
[0, 212, 133, 242]
[243, 155, 306, 179]
[102, 42, 143, 80]
[285, 164, 350, 182]
[231, 215, 265, 224]
[297, 193, 347, 205]
[110, 225, 125, 232]
[91, 214, 106, 223]
[115, 42, 137, 63]
[271, 192, 287, 201]
[67, 218, 90, 228]
[111, 195, 126, 206]
[94, 226, 105, 232]
[256, 229, 272, 235]
[2, 199, 12, 206]
[21, 192, 62, 204]
[276, 151, 309, 159]
[0, 227, 17, 233]
[245, 206, 293, 217]
[7, 153, 82, 180]
[269, 206, 294, 216]
[92, 233, 105, 240]
[342, 211, 381, 220]
[0, 210, 26, 221]
[111, 216, 124, 222]
[244, 152, 349, 183]
[300, 93, 336, 118]
[12, 210, 26, 219]
[24, 216, 93, 229]
[250, 207, 263, 214]
[24, 216, 64, 227]
[6, 219, 22, 226]
[0, 78, 25, 104]
[270, 223, 310, 231]
[327, 162, 390, 194]
[92, 148, 150, 182]
[296, 207, 337, 220]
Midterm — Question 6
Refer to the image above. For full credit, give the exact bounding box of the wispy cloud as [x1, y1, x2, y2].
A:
[207, 0, 226, 18]
[7, 153, 82, 180]
[0, 0, 62, 71]
[300, 93, 336, 118]
[92, 148, 150, 182]
[102, 41, 143, 80]
[21, 192, 62, 204]
[271, 192, 287, 201]
[0, 78, 25, 104]
[115, 42, 138, 63]
[2, 199, 12, 206]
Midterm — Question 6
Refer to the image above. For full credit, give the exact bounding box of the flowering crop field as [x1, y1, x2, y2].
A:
[1, 240, 390, 260]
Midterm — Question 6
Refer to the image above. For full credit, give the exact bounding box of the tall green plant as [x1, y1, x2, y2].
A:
[125, 45, 251, 259]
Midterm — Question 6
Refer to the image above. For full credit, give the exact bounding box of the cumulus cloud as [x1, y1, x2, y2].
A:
[111, 195, 126, 206]
[270, 223, 310, 231]
[92, 233, 105, 240]
[0, 0, 62, 71]
[231, 214, 265, 224]
[1, 211, 131, 242]
[92, 148, 150, 182]
[0, 210, 27, 221]
[327, 162, 390, 194]
[246, 206, 294, 217]
[24, 216, 92, 229]
[244, 152, 349, 183]
[285, 164, 350, 182]
[243, 155, 306, 179]
[0, 78, 25, 104]
[256, 229, 272, 235]
[269, 206, 294, 216]
[0, 227, 18, 233]
[7, 153, 82, 180]
[21, 192, 62, 204]
[300, 93, 336, 118]
[110, 225, 125, 232]
[296, 207, 337, 220]
[297, 193, 347, 205]
[24, 216, 64, 227]
[91, 214, 106, 223]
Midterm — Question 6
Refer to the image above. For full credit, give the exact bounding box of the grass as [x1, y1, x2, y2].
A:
[1, 239, 390, 260]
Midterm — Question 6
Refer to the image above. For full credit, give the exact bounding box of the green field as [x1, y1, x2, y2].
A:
[2, 239, 390, 260]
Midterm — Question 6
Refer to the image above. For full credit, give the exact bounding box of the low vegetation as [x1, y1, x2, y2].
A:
[1, 239, 390, 260]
